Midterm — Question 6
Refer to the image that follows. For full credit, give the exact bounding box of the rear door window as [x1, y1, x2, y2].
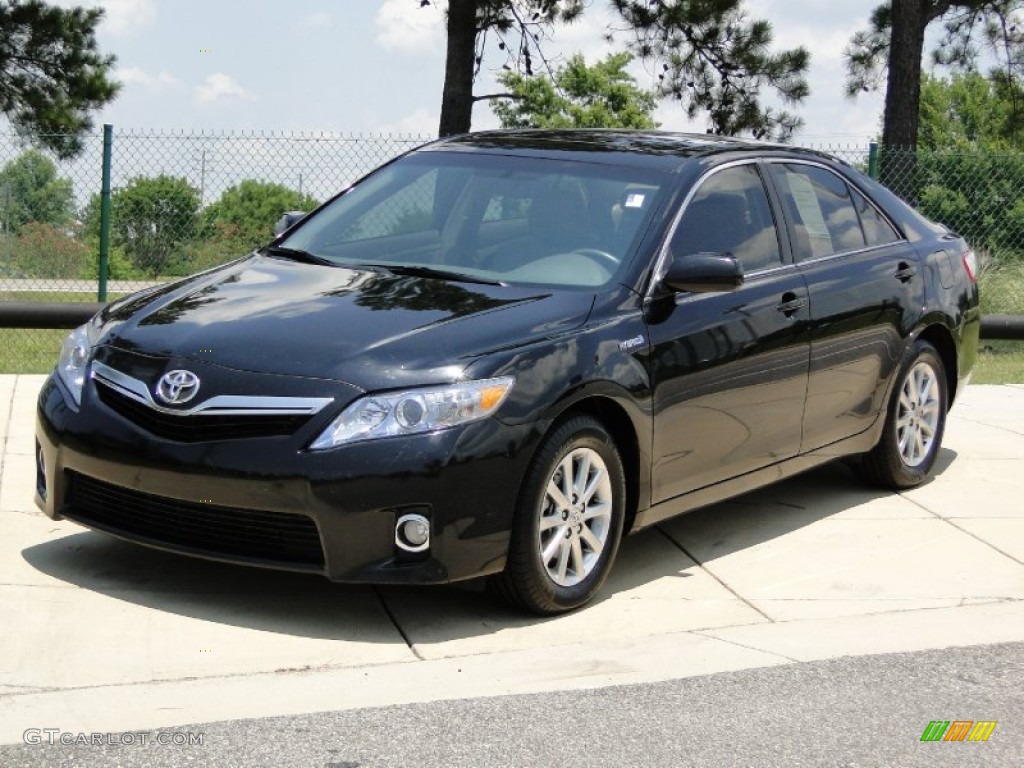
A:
[766, 163, 905, 262]
[766, 163, 867, 260]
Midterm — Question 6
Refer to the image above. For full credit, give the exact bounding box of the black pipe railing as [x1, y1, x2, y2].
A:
[0, 302, 106, 330]
[979, 314, 1024, 341]
[1, 301, 1023, 339]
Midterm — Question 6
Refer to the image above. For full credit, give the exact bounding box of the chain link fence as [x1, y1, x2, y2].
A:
[1, 132, 1021, 372]
[826, 144, 1024, 265]
[0, 129, 429, 371]
[829, 145, 1024, 336]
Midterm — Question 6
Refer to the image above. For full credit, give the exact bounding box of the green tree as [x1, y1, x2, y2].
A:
[11, 220, 88, 279]
[0, 149, 74, 235]
[85, 176, 201, 277]
[915, 149, 1024, 258]
[912, 72, 1024, 260]
[0, 0, 120, 158]
[846, 1, 1024, 153]
[491, 52, 658, 128]
[202, 180, 320, 251]
[431, 0, 808, 139]
[437, 0, 586, 136]
[919, 70, 1024, 148]
[609, 0, 810, 140]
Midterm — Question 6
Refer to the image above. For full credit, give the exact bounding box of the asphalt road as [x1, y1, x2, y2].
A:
[2, 641, 1019, 768]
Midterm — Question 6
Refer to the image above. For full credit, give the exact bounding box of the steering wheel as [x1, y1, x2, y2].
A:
[571, 248, 620, 270]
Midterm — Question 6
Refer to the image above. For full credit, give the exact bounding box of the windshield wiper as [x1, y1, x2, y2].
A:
[364, 264, 503, 286]
[263, 245, 335, 266]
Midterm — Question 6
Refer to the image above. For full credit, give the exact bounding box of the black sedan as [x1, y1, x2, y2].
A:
[36, 130, 981, 614]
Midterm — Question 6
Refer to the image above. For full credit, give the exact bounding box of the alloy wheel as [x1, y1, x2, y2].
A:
[537, 447, 613, 587]
[896, 361, 941, 468]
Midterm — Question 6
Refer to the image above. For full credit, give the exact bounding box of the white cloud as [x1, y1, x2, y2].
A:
[103, 0, 156, 34]
[375, 0, 442, 53]
[767, 21, 884, 143]
[651, 101, 704, 133]
[194, 73, 251, 104]
[375, 106, 438, 135]
[544, 3, 619, 65]
[116, 66, 182, 90]
[752, 1, 884, 143]
[54, 0, 156, 36]
[299, 11, 332, 29]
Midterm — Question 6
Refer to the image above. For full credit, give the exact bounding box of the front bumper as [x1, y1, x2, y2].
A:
[35, 374, 538, 584]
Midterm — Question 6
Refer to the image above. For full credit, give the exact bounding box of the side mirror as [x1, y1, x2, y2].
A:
[273, 211, 308, 237]
[662, 252, 744, 294]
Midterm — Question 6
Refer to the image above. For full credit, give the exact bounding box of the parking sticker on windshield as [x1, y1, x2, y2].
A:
[625, 193, 646, 208]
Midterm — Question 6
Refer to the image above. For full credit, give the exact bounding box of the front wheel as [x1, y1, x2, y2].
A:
[490, 416, 626, 615]
[857, 340, 948, 489]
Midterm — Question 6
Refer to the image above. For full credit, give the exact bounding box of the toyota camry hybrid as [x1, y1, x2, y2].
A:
[36, 130, 980, 614]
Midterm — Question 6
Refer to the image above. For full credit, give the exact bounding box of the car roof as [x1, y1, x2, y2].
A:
[422, 129, 836, 171]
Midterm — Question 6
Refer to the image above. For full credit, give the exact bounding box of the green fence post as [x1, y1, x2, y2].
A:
[868, 142, 880, 180]
[98, 124, 114, 303]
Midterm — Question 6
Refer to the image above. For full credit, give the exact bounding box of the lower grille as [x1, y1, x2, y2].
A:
[65, 472, 324, 569]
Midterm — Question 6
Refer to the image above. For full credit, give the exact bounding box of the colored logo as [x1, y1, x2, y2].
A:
[155, 370, 201, 405]
[921, 721, 997, 742]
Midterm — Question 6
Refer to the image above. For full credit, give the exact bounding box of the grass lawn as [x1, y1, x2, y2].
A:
[2, 267, 1023, 380]
[5, 329, 1021, 381]
[973, 260, 1024, 383]
[979, 261, 1024, 316]
[973, 340, 1024, 384]
[0, 328, 67, 374]
[0, 292, 130, 373]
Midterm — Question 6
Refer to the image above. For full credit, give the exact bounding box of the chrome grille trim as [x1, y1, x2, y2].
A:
[90, 361, 334, 417]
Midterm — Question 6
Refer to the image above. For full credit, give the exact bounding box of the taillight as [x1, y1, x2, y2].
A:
[962, 249, 977, 284]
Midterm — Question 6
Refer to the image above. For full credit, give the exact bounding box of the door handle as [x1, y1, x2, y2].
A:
[775, 292, 807, 317]
[895, 262, 917, 282]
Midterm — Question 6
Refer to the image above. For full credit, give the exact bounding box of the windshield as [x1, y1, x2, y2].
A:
[279, 151, 670, 288]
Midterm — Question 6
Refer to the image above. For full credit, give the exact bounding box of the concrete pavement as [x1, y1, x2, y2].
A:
[1, 375, 1022, 744]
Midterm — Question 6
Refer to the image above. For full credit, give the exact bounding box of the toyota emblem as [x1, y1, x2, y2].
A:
[155, 370, 201, 405]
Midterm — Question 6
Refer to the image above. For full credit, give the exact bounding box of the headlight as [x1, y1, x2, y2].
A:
[310, 376, 514, 450]
[56, 324, 94, 406]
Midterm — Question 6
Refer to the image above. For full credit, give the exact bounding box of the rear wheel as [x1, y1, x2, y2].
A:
[491, 416, 625, 614]
[857, 340, 947, 489]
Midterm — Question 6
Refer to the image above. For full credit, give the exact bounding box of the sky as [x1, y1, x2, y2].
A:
[43, 0, 895, 148]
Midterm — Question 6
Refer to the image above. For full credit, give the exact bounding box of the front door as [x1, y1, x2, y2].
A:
[647, 163, 811, 503]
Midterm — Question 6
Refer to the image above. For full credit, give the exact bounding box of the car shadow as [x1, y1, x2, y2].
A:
[365, 448, 962, 644]
[20, 531, 401, 641]
[19, 450, 959, 645]
[651, 448, 959, 564]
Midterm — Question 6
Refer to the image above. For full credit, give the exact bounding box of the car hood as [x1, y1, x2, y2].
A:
[96, 255, 595, 389]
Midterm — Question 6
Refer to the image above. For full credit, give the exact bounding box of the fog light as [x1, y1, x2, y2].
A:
[395, 513, 430, 553]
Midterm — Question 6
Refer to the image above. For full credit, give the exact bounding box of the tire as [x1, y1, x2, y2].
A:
[857, 340, 948, 489]
[490, 416, 626, 615]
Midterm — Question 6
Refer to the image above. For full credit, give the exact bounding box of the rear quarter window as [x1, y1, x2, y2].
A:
[851, 186, 901, 246]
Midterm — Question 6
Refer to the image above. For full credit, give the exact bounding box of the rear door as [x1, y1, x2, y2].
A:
[764, 161, 925, 452]
[647, 162, 811, 503]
